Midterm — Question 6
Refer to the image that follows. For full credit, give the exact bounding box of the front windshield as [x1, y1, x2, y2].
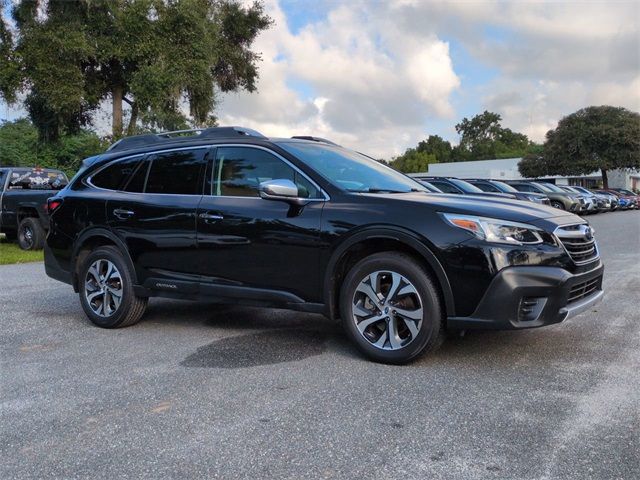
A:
[490, 180, 518, 193]
[616, 189, 635, 195]
[448, 178, 484, 193]
[279, 142, 426, 193]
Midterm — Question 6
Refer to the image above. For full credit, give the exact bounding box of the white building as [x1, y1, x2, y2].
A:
[420, 158, 639, 190]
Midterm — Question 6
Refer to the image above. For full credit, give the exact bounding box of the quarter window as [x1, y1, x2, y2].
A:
[146, 149, 208, 195]
[91, 157, 142, 191]
[212, 147, 319, 198]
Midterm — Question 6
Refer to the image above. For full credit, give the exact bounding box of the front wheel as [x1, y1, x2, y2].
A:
[340, 252, 445, 364]
[551, 201, 565, 210]
[78, 246, 148, 328]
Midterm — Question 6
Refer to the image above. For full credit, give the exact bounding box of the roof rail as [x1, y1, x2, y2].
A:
[291, 136, 339, 146]
[106, 126, 266, 153]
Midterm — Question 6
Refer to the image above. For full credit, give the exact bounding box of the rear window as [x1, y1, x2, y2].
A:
[8, 169, 68, 190]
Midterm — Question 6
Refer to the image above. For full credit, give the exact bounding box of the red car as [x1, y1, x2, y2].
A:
[596, 189, 638, 210]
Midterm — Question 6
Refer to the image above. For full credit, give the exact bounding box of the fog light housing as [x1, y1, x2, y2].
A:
[518, 296, 547, 322]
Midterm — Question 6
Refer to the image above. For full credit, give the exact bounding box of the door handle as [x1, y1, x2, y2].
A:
[199, 212, 224, 223]
[113, 208, 135, 219]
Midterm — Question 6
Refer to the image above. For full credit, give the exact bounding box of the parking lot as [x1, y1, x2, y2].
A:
[1, 210, 639, 479]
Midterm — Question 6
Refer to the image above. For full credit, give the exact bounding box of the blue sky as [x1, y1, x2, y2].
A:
[2, 0, 639, 158]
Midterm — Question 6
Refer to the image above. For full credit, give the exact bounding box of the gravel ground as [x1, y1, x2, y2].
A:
[1, 210, 639, 479]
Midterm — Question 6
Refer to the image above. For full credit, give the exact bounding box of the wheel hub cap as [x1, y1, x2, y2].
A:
[84, 259, 123, 317]
[351, 270, 424, 351]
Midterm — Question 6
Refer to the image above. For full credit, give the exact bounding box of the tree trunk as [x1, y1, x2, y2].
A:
[126, 102, 138, 136]
[601, 168, 609, 189]
[112, 86, 123, 138]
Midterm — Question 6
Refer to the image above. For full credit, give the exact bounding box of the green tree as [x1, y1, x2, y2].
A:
[390, 148, 437, 173]
[454, 110, 531, 161]
[1, 0, 272, 140]
[415, 135, 452, 163]
[517, 153, 549, 178]
[524, 106, 640, 188]
[0, 118, 107, 176]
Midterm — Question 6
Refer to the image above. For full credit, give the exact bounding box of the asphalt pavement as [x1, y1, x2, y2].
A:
[1, 210, 639, 479]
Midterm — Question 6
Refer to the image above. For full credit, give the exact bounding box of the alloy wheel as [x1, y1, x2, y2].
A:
[84, 259, 123, 317]
[351, 270, 423, 350]
[20, 225, 34, 249]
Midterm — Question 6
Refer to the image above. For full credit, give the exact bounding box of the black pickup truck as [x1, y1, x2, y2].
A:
[0, 167, 69, 250]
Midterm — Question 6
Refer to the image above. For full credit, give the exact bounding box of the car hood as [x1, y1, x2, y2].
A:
[372, 192, 582, 225]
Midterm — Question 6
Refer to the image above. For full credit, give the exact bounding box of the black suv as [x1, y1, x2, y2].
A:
[45, 127, 604, 363]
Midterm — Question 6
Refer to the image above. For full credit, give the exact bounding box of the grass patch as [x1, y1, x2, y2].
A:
[0, 234, 43, 265]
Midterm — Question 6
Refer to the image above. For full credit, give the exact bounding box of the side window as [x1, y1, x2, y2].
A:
[213, 147, 320, 199]
[477, 182, 500, 192]
[146, 149, 207, 195]
[91, 156, 143, 191]
[514, 184, 532, 193]
[0, 171, 6, 189]
[431, 181, 461, 194]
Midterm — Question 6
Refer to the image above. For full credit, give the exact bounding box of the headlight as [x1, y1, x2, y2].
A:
[441, 213, 544, 245]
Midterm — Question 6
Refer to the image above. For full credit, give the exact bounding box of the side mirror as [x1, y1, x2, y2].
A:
[259, 179, 306, 205]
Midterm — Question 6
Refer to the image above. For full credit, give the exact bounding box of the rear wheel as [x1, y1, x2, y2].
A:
[17, 218, 45, 250]
[551, 201, 565, 210]
[340, 252, 445, 364]
[78, 246, 148, 328]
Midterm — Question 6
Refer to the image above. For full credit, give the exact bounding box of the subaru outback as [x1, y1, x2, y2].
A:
[44, 127, 604, 363]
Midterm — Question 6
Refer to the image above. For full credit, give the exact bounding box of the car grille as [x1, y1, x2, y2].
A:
[554, 224, 599, 264]
[568, 276, 601, 304]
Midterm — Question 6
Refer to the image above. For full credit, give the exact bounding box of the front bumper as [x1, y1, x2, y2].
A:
[447, 261, 604, 330]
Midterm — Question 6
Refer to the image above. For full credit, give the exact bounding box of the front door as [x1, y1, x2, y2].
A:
[106, 147, 209, 289]
[196, 146, 325, 302]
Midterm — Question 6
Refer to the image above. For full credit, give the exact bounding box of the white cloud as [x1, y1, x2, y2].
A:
[216, 0, 461, 158]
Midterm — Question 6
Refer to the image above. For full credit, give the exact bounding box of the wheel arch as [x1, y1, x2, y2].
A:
[71, 228, 137, 292]
[324, 227, 455, 320]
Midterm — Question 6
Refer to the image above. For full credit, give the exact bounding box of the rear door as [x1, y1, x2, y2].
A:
[105, 147, 209, 290]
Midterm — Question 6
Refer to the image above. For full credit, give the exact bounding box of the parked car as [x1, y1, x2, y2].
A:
[609, 188, 640, 209]
[0, 166, 69, 250]
[413, 176, 517, 200]
[466, 179, 551, 205]
[595, 189, 637, 210]
[558, 186, 599, 214]
[44, 127, 604, 364]
[508, 181, 586, 213]
[590, 190, 619, 211]
[565, 186, 611, 212]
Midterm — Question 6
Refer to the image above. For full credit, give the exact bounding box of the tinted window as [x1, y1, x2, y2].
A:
[512, 183, 535, 193]
[146, 149, 207, 195]
[213, 147, 320, 198]
[430, 181, 461, 194]
[91, 157, 142, 190]
[124, 159, 150, 193]
[471, 182, 499, 193]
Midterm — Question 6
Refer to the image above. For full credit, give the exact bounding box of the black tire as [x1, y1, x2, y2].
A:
[78, 246, 148, 328]
[339, 252, 445, 364]
[17, 217, 45, 250]
[550, 201, 565, 210]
